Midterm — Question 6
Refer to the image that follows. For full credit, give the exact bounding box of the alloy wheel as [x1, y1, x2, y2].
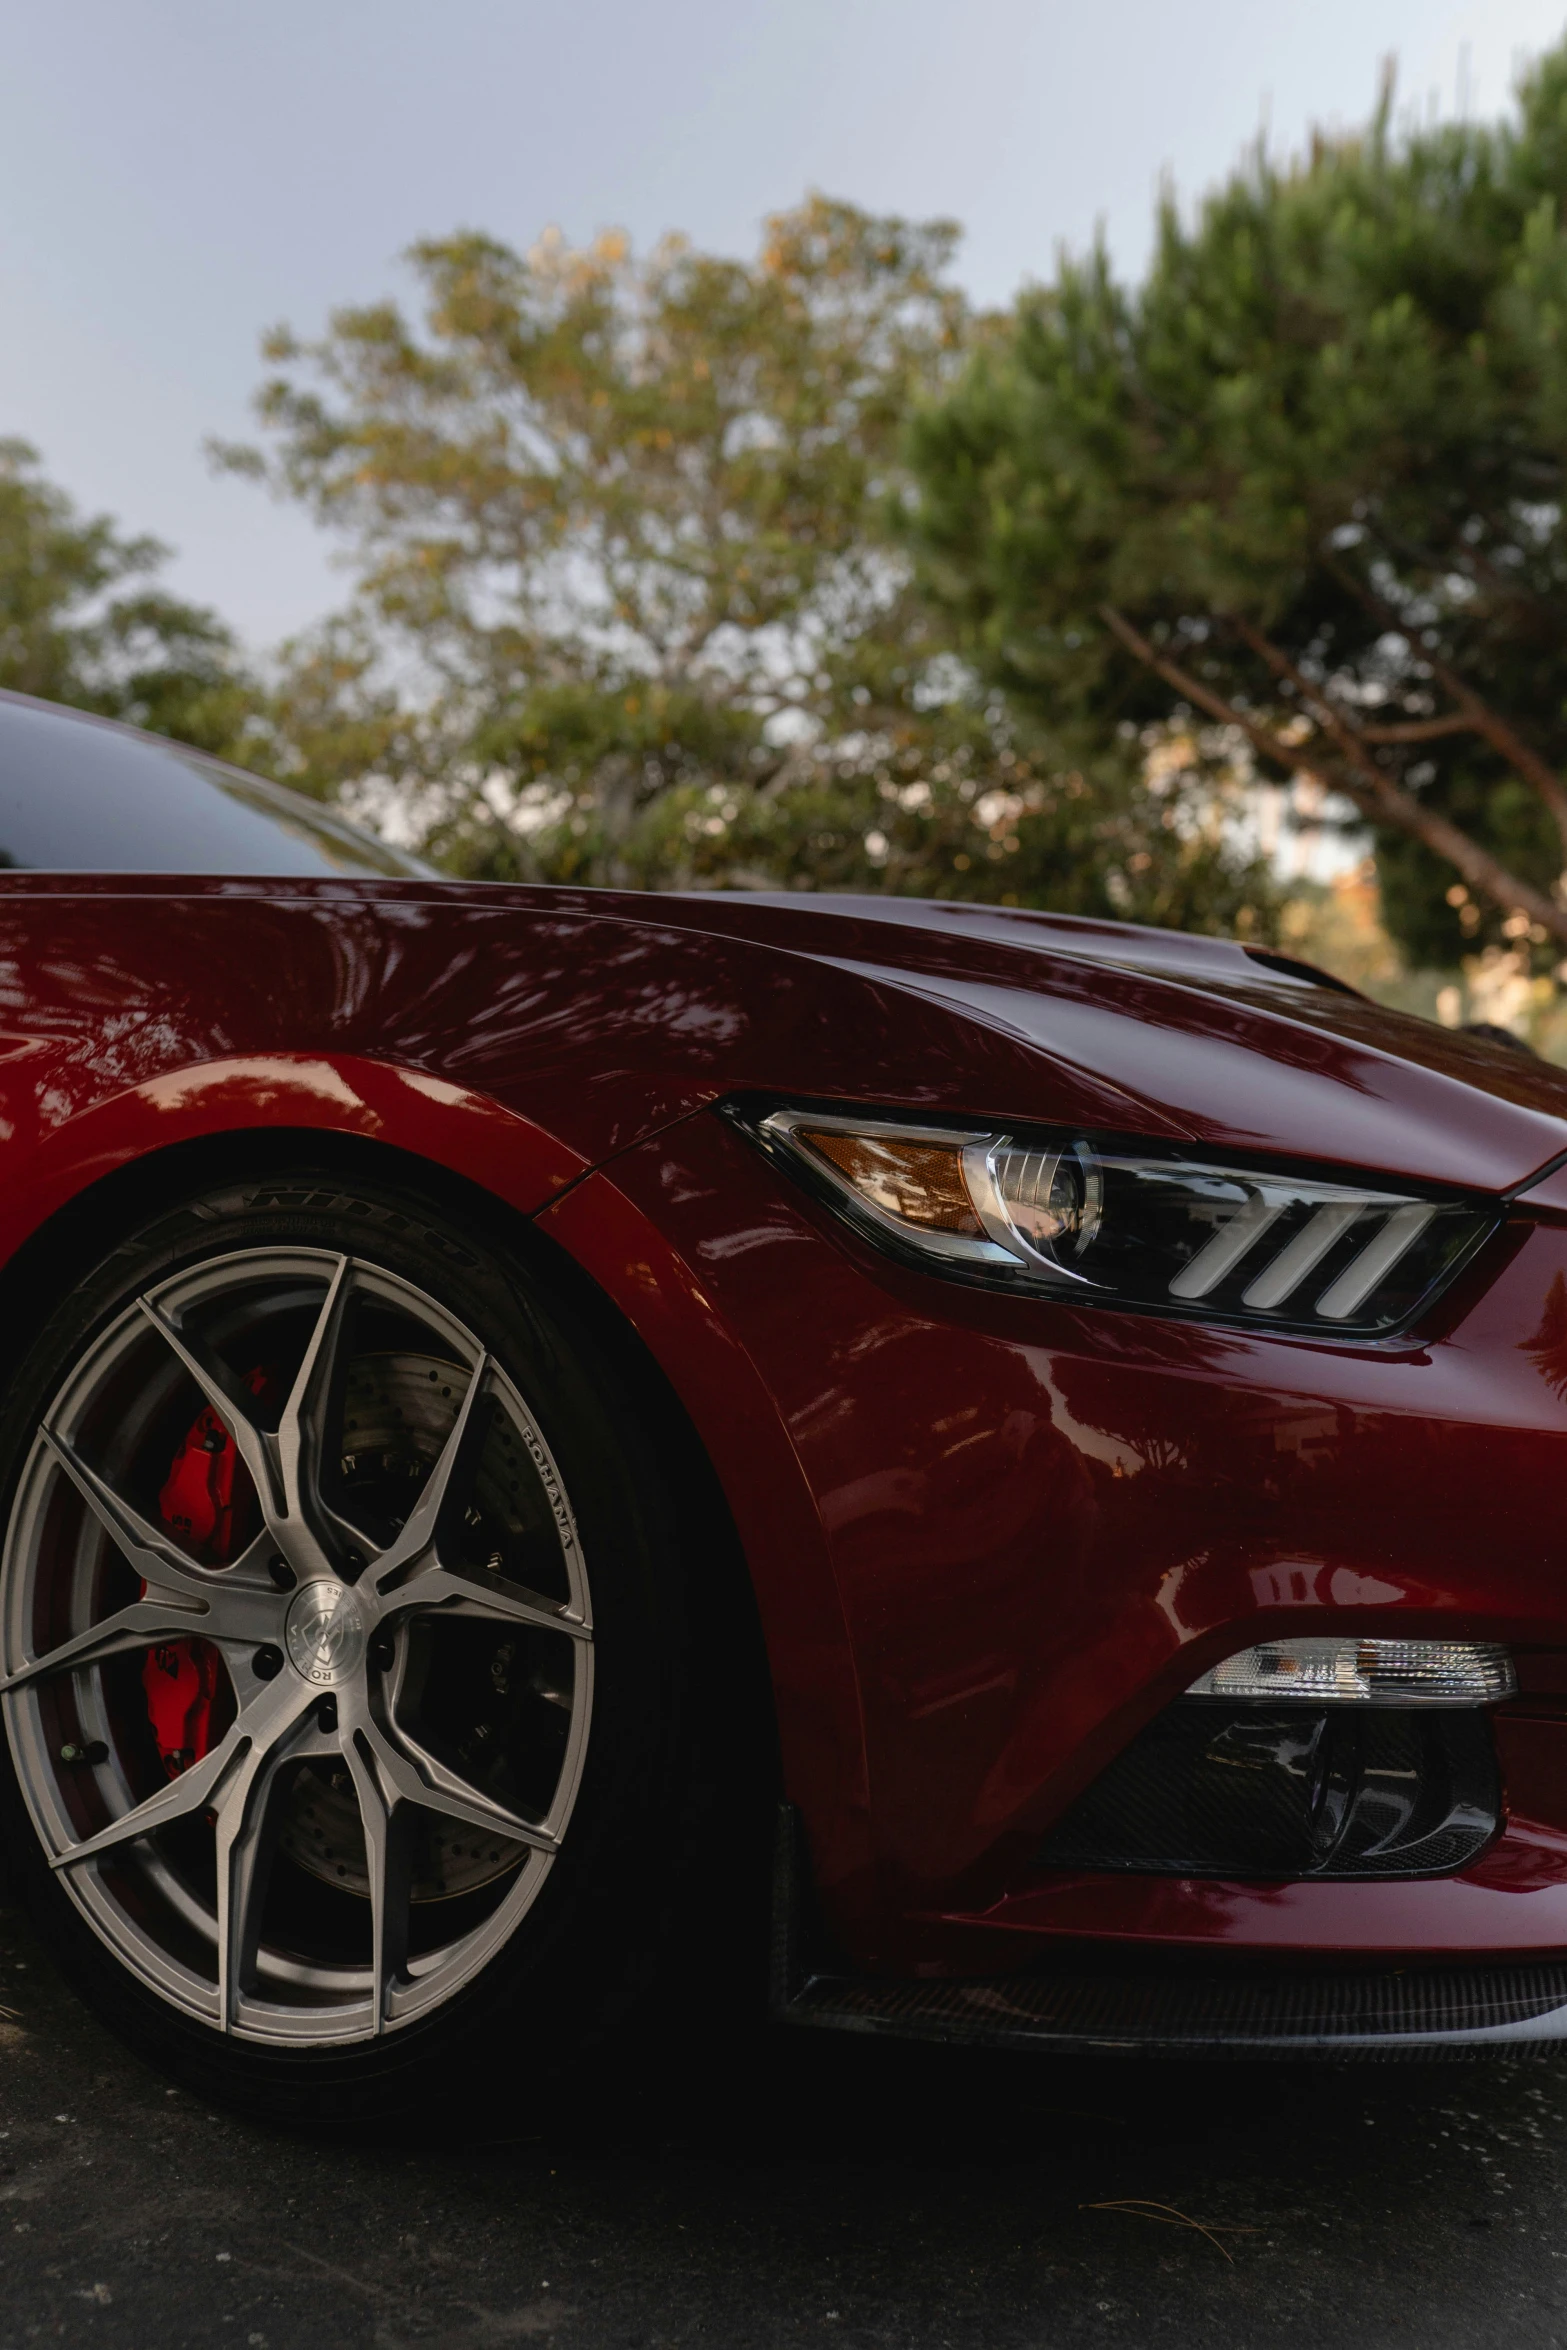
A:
[0, 1246, 594, 2045]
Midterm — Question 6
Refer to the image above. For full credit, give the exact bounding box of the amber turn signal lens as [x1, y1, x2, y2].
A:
[797, 1130, 982, 1235]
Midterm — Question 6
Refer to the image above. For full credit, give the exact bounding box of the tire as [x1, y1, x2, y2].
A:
[0, 1160, 718, 2126]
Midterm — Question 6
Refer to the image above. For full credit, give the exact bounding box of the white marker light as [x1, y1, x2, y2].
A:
[1184, 1636, 1515, 1707]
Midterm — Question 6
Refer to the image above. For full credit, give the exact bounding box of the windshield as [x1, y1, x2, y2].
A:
[0, 693, 429, 878]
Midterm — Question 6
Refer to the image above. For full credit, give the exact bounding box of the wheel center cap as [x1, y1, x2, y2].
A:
[284, 1580, 367, 1687]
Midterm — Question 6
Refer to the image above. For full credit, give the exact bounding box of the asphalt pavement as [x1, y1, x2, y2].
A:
[0, 1898, 1562, 2349]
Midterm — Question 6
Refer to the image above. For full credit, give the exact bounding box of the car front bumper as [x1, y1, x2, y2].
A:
[542, 1106, 1567, 1983]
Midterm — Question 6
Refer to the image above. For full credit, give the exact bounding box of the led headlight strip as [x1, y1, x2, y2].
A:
[746, 1106, 1498, 1338]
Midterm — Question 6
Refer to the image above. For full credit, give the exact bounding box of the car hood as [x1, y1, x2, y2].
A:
[634, 891, 1567, 1195]
[9, 873, 1563, 1199]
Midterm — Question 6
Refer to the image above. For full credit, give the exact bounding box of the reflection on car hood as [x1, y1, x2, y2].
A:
[641, 891, 1567, 1193]
[7, 873, 1562, 1198]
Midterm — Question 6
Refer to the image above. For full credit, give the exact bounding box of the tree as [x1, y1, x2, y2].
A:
[905, 44, 1567, 968]
[0, 438, 263, 759]
[227, 198, 1274, 930]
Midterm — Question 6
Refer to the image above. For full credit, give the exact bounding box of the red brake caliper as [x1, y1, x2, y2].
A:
[142, 1369, 268, 1779]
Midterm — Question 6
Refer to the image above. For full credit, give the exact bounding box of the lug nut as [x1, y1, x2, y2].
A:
[369, 1635, 395, 1672]
[316, 1695, 338, 1732]
[251, 1646, 283, 1681]
[268, 1556, 296, 1591]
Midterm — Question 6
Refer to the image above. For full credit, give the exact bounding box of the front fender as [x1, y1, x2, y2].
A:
[537, 1159, 881, 1958]
[0, 1049, 585, 1270]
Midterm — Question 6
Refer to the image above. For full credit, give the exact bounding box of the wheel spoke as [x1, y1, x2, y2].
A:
[52, 1676, 310, 1873]
[350, 1706, 556, 1855]
[378, 1561, 590, 1641]
[342, 1730, 412, 2036]
[369, 1353, 491, 1590]
[273, 1255, 354, 1532]
[54, 1720, 244, 1868]
[41, 1428, 254, 1603]
[214, 1701, 329, 2030]
[137, 1297, 277, 1516]
[171, 1576, 279, 1647]
[0, 1592, 208, 1694]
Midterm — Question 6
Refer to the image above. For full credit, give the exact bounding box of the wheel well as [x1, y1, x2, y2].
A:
[0, 1126, 522, 1392]
[0, 1124, 781, 1834]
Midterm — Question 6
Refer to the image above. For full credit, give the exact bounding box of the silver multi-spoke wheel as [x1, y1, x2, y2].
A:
[0, 1246, 593, 2046]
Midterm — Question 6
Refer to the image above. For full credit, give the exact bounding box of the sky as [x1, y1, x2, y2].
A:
[3, 0, 1566, 653]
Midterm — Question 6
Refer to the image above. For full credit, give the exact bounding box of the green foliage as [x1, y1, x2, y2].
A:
[230, 198, 1273, 927]
[905, 44, 1567, 961]
[0, 439, 264, 760]
[430, 706, 1271, 935]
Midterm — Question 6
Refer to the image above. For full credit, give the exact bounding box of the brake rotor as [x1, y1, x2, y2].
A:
[277, 1757, 522, 1905]
[273, 1350, 528, 1904]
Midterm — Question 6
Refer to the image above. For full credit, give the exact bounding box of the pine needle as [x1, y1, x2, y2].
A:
[1081, 2198, 1256, 2263]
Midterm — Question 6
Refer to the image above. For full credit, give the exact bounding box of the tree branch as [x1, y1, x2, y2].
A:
[1099, 605, 1567, 947]
[1357, 714, 1474, 744]
[1424, 653, 1567, 856]
[1322, 557, 1567, 858]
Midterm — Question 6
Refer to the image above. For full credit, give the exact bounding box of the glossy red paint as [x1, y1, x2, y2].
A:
[5, 870, 1567, 1976]
[542, 1114, 1567, 1968]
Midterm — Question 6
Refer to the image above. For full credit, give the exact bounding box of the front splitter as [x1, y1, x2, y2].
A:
[778, 1959, 1567, 2059]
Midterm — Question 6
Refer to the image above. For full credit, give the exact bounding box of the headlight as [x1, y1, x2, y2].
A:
[744, 1106, 1498, 1337]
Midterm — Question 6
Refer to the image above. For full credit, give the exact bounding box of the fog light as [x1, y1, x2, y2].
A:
[1184, 1637, 1515, 1706]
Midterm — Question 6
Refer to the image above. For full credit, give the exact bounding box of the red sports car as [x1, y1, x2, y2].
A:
[3, 685, 1567, 2121]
